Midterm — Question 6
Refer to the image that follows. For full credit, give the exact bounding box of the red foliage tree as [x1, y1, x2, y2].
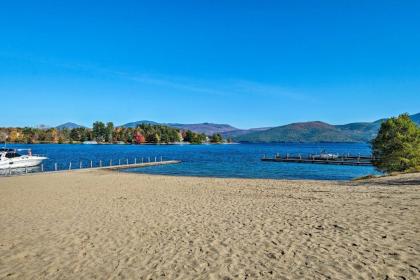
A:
[134, 132, 146, 144]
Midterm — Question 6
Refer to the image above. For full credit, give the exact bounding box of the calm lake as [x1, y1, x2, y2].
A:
[3, 143, 380, 180]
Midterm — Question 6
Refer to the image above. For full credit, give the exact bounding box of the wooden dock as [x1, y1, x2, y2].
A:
[103, 160, 181, 170]
[1, 158, 181, 177]
[261, 154, 376, 166]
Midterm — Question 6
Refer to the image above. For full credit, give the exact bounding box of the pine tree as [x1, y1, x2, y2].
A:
[372, 113, 420, 173]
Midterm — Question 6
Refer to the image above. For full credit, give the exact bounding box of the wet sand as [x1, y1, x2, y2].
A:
[0, 170, 419, 279]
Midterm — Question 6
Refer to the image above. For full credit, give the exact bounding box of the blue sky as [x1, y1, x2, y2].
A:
[0, 0, 419, 129]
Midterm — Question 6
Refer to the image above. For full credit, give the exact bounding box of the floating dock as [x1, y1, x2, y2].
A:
[261, 154, 376, 166]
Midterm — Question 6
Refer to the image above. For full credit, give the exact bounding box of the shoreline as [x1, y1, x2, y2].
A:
[1, 166, 382, 182]
[1, 165, 415, 183]
[1, 142, 239, 145]
[1, 170, 419, 279]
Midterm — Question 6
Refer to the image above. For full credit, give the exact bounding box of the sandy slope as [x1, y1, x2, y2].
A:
[0, 171, 419, 279]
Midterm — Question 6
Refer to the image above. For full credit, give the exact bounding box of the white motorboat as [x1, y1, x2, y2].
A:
[0, 148, 47, 169]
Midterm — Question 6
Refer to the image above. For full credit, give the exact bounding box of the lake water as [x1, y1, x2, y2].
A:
[2, 143, 380, 180]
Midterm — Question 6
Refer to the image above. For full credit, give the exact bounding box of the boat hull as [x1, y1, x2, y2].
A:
[0, 156, 47, 169]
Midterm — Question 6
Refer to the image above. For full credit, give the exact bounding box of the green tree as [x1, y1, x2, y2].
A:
[210, 133, 223, 143]
[92, 121, 106, 142]
[70, 127, 89, 142]
[372, 113, 420, 173]
[105, 122, 114, 143]
[183, 130, 204, 144]
[147, 133, 161, 143]
[70, 128, 81, 142]
[124, 128, 134, 143]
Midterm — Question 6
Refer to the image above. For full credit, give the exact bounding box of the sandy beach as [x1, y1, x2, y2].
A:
[0, 170, 419, 279]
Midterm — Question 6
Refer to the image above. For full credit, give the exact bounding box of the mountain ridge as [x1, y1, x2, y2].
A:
[55, 112, 419, 142]
[234, 113, 420, 143]
[56, 122, 85, 130]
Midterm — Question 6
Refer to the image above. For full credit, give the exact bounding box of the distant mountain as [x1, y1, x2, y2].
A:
[118, 113, 419, 142]
[56, 122, 85, 130]
[234, 113, 420, 143]
[411, 113, 420, 124]
[221, 127, 273, 138]
[167, 123, 239, 135]
[235, 121, 356, 143]
[121, 121, 253, 136]
[121, 120, 159, 128]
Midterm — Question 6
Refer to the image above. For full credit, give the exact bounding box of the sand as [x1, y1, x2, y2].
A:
[0, 170, 419, 280]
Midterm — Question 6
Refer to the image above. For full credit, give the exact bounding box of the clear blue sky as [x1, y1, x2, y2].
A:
[1, 0, 419, 129]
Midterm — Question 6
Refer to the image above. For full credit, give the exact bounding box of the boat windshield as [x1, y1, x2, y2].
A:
[5, 152, 21, 158]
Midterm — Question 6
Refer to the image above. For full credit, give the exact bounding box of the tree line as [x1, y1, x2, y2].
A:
[0, 122, 228, 145]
